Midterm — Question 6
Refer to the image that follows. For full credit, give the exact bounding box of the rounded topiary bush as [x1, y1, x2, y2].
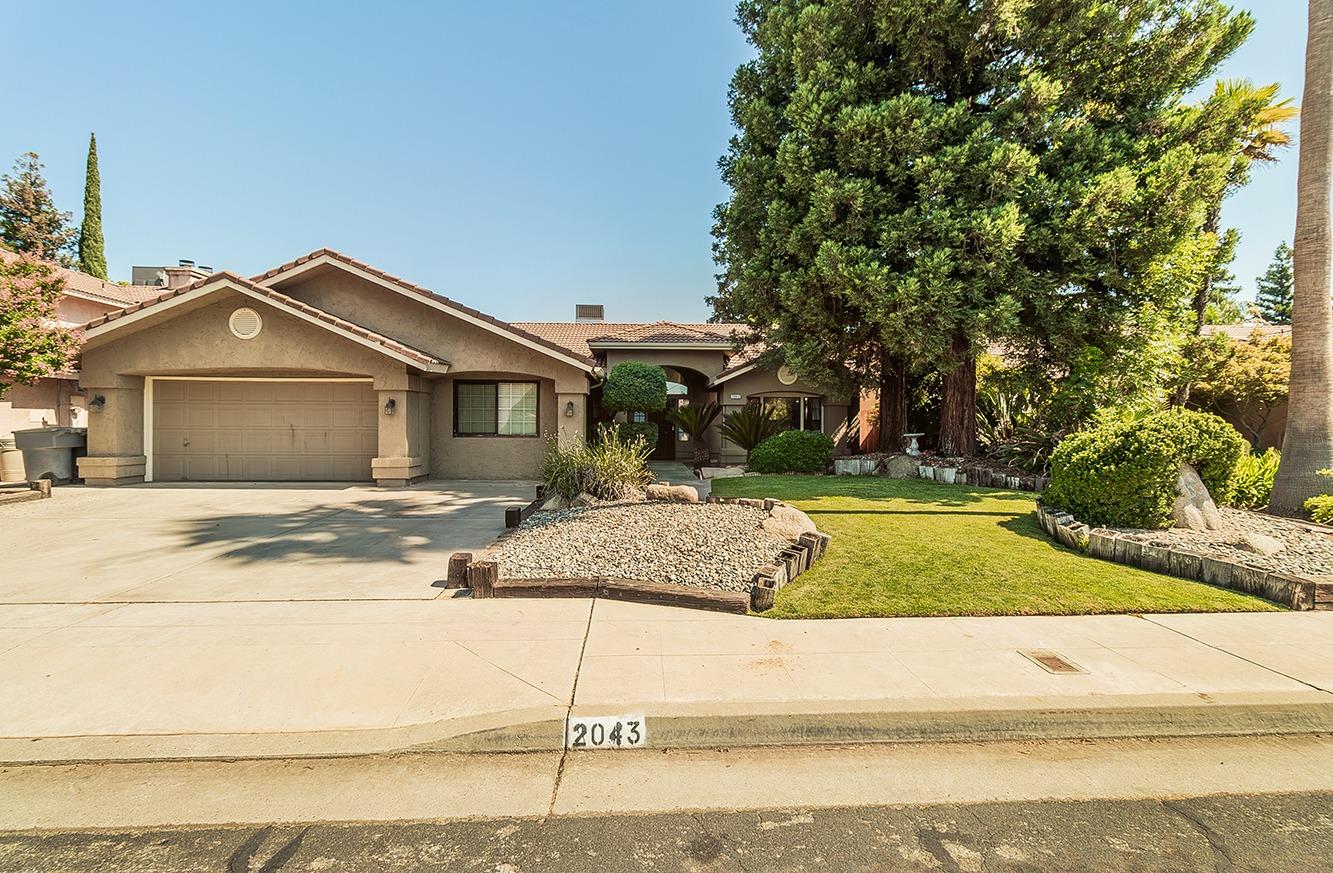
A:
[1044, 408, 1247, 529]
[601, 362, 667, 414]
[748, 429, 835, 474]
[617, 421, 658, 448]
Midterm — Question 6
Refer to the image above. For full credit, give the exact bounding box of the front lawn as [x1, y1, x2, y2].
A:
[711, 475, 1277, 618]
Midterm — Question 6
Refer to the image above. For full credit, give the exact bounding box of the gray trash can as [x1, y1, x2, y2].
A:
[12, 427, 88, 483]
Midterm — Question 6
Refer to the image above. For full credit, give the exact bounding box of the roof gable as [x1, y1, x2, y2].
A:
[80, 271, 449, 372]
[252, 249, 597, 372]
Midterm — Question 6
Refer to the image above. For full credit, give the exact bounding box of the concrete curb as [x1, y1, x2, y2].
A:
[8, 692, 1330, 765]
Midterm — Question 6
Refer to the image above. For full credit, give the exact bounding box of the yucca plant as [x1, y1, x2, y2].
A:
[666, 401, 721, 468]
[719, 405, 781, 463]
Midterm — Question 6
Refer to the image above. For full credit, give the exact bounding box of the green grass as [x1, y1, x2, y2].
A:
[712, 475, 1278, 619]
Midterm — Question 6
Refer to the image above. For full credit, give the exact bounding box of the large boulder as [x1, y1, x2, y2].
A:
[1172, 464, 1224, 531]
[882, 454, 921, 479]
[646, 483, 700, 503]
[1238, 531, 1284, 556]
[762, 503, 817, 542]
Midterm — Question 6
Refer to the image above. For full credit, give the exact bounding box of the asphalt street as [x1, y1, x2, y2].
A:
[3, 791, 1333, 872]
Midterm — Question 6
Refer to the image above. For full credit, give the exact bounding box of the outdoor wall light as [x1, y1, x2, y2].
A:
[88, 394, 106, 412]
[564, 400, 576, 418]
[383, 398, 397, 415]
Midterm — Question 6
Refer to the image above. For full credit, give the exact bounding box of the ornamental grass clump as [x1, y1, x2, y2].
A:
[1230, 448, 1281, 510]
[748, 430, 835, 474]
[542, 425, 653, 502]
[1044, 409, 1246, 529]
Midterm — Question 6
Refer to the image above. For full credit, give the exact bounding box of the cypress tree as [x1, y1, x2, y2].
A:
[78, 132, 107, 279]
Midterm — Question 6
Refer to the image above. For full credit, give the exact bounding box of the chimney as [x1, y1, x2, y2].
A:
[575, 304, 605, 323]
[163, 258, 211, 289]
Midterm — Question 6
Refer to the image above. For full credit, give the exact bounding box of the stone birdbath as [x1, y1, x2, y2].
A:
[903, 433, 925, 456]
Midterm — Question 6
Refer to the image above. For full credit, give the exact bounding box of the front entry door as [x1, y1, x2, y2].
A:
[650, 399, 680, 460]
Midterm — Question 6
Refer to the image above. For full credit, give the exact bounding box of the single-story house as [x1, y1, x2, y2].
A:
[73, 248, 853, 485]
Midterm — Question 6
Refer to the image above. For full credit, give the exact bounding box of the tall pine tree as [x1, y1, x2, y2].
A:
[1254, 241, 1294, 324]
[78, 133, 107, 280]
[712, 1, 1254, 454]
[0, 152, 76, 264]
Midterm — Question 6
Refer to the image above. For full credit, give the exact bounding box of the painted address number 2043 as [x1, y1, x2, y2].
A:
[566, 715, 647, 750]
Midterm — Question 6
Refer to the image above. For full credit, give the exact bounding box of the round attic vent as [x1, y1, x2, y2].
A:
[229, 307, 263, 340]
[777, 364, 798, 385]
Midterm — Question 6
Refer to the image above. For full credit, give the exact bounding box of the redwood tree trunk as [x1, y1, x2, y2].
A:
[938, 334, 977, 457]
[1272, 0, 1333, 514]
[876, 350, 908, 453]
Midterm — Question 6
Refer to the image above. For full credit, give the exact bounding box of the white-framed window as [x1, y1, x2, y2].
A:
[760, 396, 823, 433]
[454, 381, 539, 436]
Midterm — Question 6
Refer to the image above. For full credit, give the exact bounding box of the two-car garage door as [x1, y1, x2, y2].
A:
[151, 379, 378, 482]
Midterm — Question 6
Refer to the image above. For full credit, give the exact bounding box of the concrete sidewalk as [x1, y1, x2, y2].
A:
[2, 599, 1331, 762]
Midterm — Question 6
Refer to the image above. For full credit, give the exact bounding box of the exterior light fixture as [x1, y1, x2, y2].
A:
[383, 398, 397, 415]
[89, 394, 106, 412]
[564, 400, 576, 417]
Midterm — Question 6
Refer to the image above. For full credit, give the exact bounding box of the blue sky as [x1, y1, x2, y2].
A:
[1, 1, 1307, 321]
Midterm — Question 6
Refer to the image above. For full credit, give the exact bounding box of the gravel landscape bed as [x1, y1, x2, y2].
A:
[1113, 508, 1333, 577]
[491, 500, 791, 591]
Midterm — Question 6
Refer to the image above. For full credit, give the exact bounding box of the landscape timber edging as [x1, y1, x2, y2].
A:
[1033, 501, 1332, 611]
[833, 455, 1049, 493]
[467, 495, 831, 615]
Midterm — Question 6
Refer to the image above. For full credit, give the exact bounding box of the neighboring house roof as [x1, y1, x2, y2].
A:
[0, 248, 163, 306]
[251, 248, 598, 372]
[81, 271, 449, 372]
[1201, 323, 1292, 340]
[514, 321, 749, 358]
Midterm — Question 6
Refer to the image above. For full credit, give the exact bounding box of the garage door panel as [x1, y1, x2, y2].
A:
[152, 380, 377, 482]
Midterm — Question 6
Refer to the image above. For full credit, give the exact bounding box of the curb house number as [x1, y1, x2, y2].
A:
[566, 715, 646, 750]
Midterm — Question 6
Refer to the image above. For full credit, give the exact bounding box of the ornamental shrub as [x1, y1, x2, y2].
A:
[1230, 448, 1280, 510]
[748, 429, 834, 474]
[1306, 470, 1333, 525]
[542, 424, 652, 501]
[617, 420, 658, 448]
[601, 362, 667, 414]
[1044, 408, 1246, 529]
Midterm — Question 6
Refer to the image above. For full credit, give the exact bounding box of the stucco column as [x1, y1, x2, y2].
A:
[77, 378, 147, 486]
[556, 392, 586, 448]
[372, 386, 431, 486]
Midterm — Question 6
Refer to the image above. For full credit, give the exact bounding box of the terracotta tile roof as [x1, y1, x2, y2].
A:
[81, 271, 448, 369]
[513, 321, 749, 359]
[0, 248, 164, 306]
[711, 343, 767, 382]
[1201, 323, 1292, 340]
[253, 248, 597, 368]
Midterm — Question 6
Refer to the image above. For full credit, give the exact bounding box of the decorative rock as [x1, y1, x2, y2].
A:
[540, 494, 567, 511]
[571, 492, 598, 508]
[1172, 463, 1223, 531]
[646, 483, 700, 503]
[762, 503, 818, 542]
[882, 455, 920, 479]
[1238, 531, 1285, 556]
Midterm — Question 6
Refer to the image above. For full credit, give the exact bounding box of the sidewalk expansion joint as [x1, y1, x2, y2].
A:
[547, 598, 595, 816]
[1137, 615, 1333, 695]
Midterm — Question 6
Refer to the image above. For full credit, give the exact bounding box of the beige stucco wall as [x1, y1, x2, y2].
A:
[714, 368, 852, 465]
[273, 267, 590, 394]
[430, 374, 563, 479]
[602, 348, 733, 381]
[57, 295, 119, 327]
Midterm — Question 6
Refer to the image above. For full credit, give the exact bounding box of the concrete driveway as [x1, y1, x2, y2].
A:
[0, 481, 533, 602]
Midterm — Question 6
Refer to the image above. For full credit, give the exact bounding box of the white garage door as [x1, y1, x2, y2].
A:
[151, 379, 378, 482]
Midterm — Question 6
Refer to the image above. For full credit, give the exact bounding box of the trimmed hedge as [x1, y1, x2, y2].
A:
[748, 429, 835, 474]
[1044, 408, 1247, 529]
[617, 421, 658, 447]
[602, 362, 667, 414]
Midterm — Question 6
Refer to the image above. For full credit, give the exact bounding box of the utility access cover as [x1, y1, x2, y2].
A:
[1019, 649, 1086, 674]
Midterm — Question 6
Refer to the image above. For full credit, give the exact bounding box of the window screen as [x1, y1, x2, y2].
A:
[455, 381, 538, 436]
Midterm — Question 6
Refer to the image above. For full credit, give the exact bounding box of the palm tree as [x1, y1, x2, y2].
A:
[1191, 80, 1299, 334]
[1271, 0, 1333, 515]
[665, 401, 721, 468]
[719, 405, 781, 463]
